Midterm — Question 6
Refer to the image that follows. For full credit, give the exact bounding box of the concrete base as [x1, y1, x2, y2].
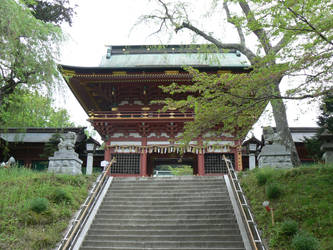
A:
[48, 151, 83, 175]
[258, 143, 293, 168]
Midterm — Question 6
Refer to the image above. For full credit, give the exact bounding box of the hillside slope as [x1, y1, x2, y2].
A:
[240, 165, 333, 250]
[0, 168, 97, 250]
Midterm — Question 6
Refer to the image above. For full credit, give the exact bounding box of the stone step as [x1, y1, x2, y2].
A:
[81, 248, 244, 250]
[108, 188, 226, 193]
[94, 212, 234, 220]
[86, 229, 241, 236]
[112, 177, 225, 183]
[105, 191, 228, 198]
[101, 199, 232, 206]
[103, 195, 230, 202]
[81, 240, 245, 248]
[84, 235, 243, 242]
[92, 218, 237, 226]
[98, 204, 233, 211]
[78, 176, 245, 250]
[110, 183, 225, 189]
[80, 247, 244, 250]
[97, 208, 234, 215]
[88, 223, 240, 231]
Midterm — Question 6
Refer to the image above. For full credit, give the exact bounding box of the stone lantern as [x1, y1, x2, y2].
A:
[86, 141, 97, 175]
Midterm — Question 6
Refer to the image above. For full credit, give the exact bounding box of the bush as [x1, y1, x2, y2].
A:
[266, 182, 283, 199]
[29, 197, 49, 213]
[255, 168, 275, 186]
[53, 188, 72, 204]
[291, 231, 319, 250]
[281, 219, 298, 236]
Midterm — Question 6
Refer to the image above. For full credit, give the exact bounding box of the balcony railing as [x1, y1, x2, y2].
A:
[89, 111, 195, 120]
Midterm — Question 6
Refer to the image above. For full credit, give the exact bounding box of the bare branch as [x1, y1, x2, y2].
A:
[175, 21, 257, 63]
[221, 88, 332, 102]
[238, 1, 272, 54]
[223, 1, 245, 46]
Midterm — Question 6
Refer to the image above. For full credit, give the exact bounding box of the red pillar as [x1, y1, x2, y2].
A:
[233, 140, 243, 171]
[104, 139, 111, 162]
[140, 137, 148, 177]
[197, 153, 205, 176]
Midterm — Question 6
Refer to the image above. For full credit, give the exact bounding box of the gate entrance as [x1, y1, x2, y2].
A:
[147, 152, 197, 176]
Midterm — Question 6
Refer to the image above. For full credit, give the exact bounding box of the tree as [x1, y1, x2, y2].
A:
[0, 89, 75, 128]
[23, 0, 76, 26]
[139, 0, 333, 166]
[318, 94, 333, 133]
[0, 0, 63, 106]
[304, 94, 333, 161]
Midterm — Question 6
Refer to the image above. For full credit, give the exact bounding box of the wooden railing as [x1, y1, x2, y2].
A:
[89, 111, 194, 120]
[223, 155, 265, 250]
[58, 158, 116, 250]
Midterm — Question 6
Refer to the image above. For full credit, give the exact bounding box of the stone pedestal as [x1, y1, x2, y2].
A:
[48, 132, 82, 175]
[48, 150, 83, 175]
[258, 143, 293, 168]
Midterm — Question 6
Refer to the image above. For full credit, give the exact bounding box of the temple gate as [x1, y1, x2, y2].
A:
[60, 45, 250, 176]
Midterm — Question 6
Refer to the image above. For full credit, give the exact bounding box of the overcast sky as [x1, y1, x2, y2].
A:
[58, 0, 319, 139]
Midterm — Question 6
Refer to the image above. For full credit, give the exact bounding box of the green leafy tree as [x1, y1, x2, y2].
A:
[139, 0, 333, 166]
[23, 0, 76, 26]
[40, 133, 61, 158]
[318, 94, 333, 133]
[0, 0, 63, 106]
[304, 94, 333, 161]
[0, 89, 75, 128]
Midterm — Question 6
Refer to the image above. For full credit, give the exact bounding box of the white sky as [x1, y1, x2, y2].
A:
[58, 0, 319, 140]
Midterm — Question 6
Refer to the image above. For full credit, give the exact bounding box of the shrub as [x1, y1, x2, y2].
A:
[266, 182, 283, 199]
[291, 231, 319, 250]
[29, 197, 49, 213]
[281, 219, 298, 236]
[255, 168, 275, 186]
[53, 188, 72, 204]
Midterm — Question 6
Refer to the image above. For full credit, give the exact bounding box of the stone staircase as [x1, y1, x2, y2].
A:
[79, 176, 248, 250]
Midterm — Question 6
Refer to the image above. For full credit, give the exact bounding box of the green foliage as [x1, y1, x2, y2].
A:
[40, 133, 62, 158]
[0, 89, 74, 128]
[0, 0, 63, 104]
[23, 0, 76, 26]
[0, 167, 97, 249]
[52, 188, 72, 204]
[303, 136, 322, 162]
[255, 168, 275, 186]
[303, 94, 333, 161]
[141, 0, 333, 165]
[291, 231, 320, 250]
[318, 94, 333, 133]
[266, 182, 283, 199]
[157, 66, 267, 140]
[281, 219, 298, 236]
[169, 165, 193, 176]
[240, 164, 333, 249]
[29, 197, 49, 213]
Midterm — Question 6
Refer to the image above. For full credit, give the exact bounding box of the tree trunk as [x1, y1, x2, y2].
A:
[270, 81, 301, 166]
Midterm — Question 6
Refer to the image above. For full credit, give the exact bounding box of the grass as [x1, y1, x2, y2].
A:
[239, 164, 333, 249]
[0, 167, 98, 250]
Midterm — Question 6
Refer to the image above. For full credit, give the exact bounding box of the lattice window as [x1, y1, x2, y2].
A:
[204, 153, 235, 174]
[110, 153, 140, 174]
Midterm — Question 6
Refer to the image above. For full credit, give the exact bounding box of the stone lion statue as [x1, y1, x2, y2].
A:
[58, 132, 77, 151]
